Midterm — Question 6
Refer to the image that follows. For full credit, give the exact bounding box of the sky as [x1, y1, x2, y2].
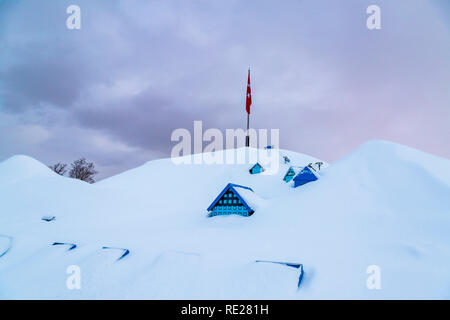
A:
[0, 0, 449, 179]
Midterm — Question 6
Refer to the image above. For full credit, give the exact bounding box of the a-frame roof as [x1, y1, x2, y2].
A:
[283, 166, 302, 180]
[207, 183, 255, 212]
[294, 166, 320, 181]
[249, 162, 264, 171]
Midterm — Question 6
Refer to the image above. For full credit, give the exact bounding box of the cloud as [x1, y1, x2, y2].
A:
[0, 0, 449, 178]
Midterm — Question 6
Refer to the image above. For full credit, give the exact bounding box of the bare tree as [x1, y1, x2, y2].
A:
[69, 158, 98, 183]
[49, 162, 67, 176]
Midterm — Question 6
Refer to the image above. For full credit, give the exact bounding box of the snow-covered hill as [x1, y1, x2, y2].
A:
[0, 140, 449, 299]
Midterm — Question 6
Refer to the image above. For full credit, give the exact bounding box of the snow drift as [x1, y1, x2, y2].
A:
[0, 140, 449, 299]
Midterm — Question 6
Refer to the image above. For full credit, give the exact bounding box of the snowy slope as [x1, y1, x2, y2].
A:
[0, 141, 449, 299]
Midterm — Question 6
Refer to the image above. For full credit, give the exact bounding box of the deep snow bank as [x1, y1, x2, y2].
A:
[0, 141, 449, 299]
[0, 155, 57, 185]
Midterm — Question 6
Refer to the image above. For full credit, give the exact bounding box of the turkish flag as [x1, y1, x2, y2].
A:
[246, 70, 252, 114]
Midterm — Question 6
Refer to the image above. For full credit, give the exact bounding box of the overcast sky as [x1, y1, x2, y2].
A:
[0, 0, 449, 179]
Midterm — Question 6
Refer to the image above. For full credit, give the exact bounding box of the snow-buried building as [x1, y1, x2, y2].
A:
[207, 183, 262, 217]
[283, 166, 301, 183]
[249, 162, 264, 174]
[293, 166, 320, 187]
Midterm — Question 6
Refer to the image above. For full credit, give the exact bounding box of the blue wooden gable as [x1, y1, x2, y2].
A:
[283, 167, 297, 182]
[249, 162, 264, 174]
[207, 183, 255, 217]
[293, 166, 319, 188]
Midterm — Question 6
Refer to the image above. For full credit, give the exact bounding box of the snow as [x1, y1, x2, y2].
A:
[0, 140, 449, 299]
[0, 155, 56, 185]
[231, 185, 267, 213]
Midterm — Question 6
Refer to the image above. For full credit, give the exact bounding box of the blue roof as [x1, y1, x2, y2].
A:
[293, 166, 319, 186]
[207, 183, 254, 212]
[251, 162, 263, 169]
[283, 166, 296, 179]
[249, 163, 264, 174]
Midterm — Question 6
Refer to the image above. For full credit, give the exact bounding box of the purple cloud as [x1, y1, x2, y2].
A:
[0, 0, 449, 179]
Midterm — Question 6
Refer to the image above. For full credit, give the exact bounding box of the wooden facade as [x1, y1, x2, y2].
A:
[293, 166, 319, 187]
[207, 184, 255, 217]
[249, 163, 264, 174]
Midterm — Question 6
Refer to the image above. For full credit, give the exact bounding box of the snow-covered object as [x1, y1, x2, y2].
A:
[0, 235, 12, 259]
[0, 155, 56, 185]
[249, 162, 264, 174]
[0, 141, 449, 299]
[207, 183, 266, 217]
[41, 216, 56, 222]
[283, 166, 303, 182]
[293, 166, 320, 187]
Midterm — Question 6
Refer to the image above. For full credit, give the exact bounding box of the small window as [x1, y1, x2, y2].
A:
[233, 199, 237, 204]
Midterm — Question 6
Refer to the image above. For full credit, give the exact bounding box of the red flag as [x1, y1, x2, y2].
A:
[246, 69, 252, 114]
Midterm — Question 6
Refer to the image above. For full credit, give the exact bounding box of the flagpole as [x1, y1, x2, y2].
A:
[246, 68, 250, 147]
[246, 113, 250, 147]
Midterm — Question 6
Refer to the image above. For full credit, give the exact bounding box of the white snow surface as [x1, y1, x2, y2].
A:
[230, 185, 267, 212]
[0, 140, 449, 299]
